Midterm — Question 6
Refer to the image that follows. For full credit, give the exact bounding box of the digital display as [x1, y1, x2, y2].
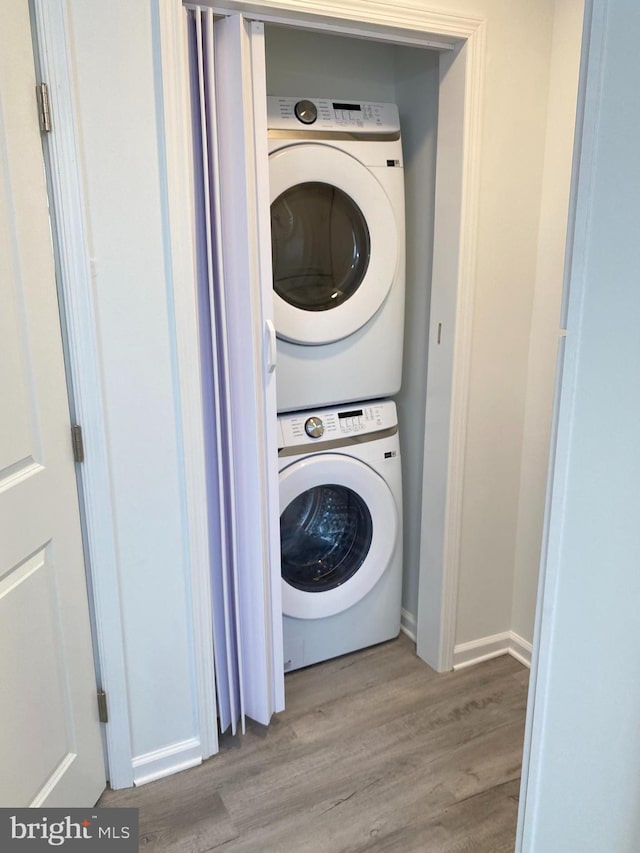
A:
[338, 409, 363, 419]
[332, 102, 361, 111]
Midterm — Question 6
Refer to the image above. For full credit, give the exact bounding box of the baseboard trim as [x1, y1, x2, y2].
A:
[132, 737, 202, 787]
[400, 608, 417, 642]
[508, 631, 533, 668]
[453, 631, 532, 670]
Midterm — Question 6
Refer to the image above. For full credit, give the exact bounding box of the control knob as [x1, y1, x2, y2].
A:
[294, 99, 318, 125]
[304, 416, 324, 439]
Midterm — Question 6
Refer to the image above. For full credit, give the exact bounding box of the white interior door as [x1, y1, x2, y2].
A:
[0, 0, 105, 806]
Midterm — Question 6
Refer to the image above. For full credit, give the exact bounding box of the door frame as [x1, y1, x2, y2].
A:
[31, 0, 134, 789]
[179, 0, 486, 672]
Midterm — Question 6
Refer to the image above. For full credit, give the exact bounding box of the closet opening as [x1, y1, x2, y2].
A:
[261, 21, 475, 673]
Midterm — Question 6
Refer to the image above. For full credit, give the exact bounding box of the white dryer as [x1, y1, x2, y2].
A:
[278, 399, 402, 671]
[268, 97, 406, 413]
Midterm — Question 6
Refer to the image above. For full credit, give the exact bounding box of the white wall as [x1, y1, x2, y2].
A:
[511, 0, 584, 645]
[65, 0, 200, 770]
[521, 1, 640, 847]
[451, 0, 556, 647]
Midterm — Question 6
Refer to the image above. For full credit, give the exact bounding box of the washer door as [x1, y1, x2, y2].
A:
[279, 453, 398, 619]
[270, 144, 398, 345]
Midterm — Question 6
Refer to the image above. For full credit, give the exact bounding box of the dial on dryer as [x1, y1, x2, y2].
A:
[304, 416, 324, 438]
[294, 99, 318, 125]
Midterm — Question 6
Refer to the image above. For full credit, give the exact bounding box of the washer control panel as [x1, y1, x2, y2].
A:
[279, 401, 397, 449]
[267, 96, 400, 134]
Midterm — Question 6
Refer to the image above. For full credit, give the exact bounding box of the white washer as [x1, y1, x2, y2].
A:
[268, 96, 406, 413]
[278, 399, 402, 671]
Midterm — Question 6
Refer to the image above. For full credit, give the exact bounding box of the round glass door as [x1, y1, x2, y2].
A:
[279, 453, 398, 620]
[269, 144, 398, 345]
[271, 182, 371, 312]
[280, 483, 373, 592]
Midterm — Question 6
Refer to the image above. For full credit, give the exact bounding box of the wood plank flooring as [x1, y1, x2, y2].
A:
[99, 634, 528, 852]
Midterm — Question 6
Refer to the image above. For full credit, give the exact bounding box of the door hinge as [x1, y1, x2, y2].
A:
[36, 82, 52, 133]
[71, 424, 85, 463]
[97, 690, 109, 724]
[36, 83, 51, 133]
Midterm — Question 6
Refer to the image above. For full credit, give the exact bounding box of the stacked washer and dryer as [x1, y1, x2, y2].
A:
[268, 96, 406, 671]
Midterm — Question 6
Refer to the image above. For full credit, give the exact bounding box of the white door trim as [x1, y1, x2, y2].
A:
[196, 1, 467, 47]
[30, 0, 134, 789]
[417, 30, 485, 671]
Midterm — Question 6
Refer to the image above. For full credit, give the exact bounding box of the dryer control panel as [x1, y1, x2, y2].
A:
[267, 96, 400, 134]
[278, 401, 397, 449]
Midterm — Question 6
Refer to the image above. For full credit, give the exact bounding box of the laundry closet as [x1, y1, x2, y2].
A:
[192, 3, 567, 730]
[263, 25, 440, 661]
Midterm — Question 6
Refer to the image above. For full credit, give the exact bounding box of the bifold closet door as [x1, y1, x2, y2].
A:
[189, 6, 284, 734]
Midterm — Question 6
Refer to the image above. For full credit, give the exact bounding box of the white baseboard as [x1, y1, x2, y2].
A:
[508, 631, 533, 667]
[400, 608, 417, 642]
[132, 737, 202, 787]
[453, 631, 532, 670]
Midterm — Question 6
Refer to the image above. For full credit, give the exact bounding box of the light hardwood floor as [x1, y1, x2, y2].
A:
[100, 634, 528, 852]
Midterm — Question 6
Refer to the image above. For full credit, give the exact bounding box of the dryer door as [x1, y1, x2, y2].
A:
[279, 453, 398, 619]
[270, 144, 398, 345]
